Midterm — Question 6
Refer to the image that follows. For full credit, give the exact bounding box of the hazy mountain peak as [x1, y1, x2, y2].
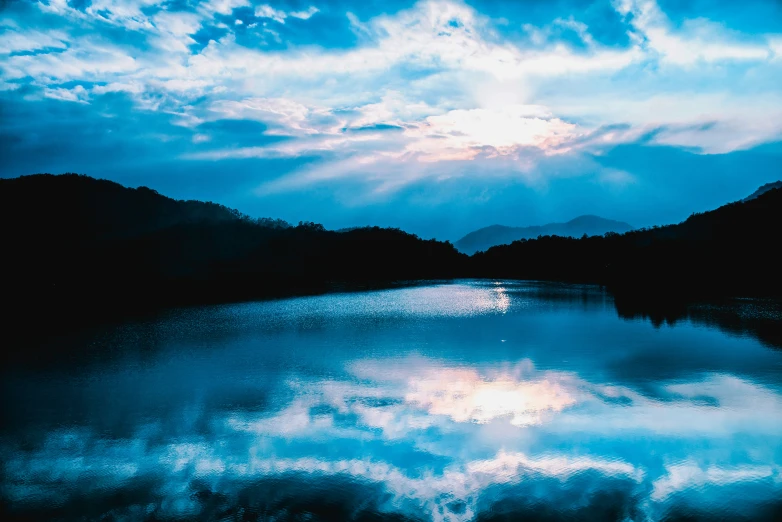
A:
[565, 215, 623, 226]
[454, 215, 633, 255]
[743, 181, 782, 202]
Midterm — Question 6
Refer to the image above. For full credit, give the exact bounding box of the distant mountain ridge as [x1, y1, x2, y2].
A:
[472, 184, 782, 299]
[743, 180, 782, 202]
[454, 215, 634, 254]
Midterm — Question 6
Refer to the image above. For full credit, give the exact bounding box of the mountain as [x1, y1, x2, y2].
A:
[743, 180, 782, 202]
[0, 174, 467, 330]
[0, 173, 290, 243]
[2, 174, 779, 335]
[473, 186, 782, 299]
[454, 215, 634, 254]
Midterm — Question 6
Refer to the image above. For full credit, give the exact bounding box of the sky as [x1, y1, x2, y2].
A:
[1, 0, 781, 240]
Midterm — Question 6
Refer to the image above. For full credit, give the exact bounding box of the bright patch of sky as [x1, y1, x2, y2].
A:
[1, 0, 781, 238]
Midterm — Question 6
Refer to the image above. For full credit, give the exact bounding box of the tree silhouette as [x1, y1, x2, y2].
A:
[1, 173, 779, 336]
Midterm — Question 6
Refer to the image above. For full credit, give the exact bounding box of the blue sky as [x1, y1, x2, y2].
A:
[1, 0, 781, 239]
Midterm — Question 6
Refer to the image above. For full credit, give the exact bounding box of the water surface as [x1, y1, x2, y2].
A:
[2, 281, 782, 521]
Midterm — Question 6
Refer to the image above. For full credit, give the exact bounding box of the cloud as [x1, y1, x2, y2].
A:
[390, 362, 580, 427]
[467, 451, 643, 482]
[202, 0, 251, 16]
[227, 399, 339, 437]
[0, 24, 69, 55]
[254, 4, 288, 24]
[615, 0, 772, 65]
[544, 91, 782, 154]
[206, 97, 334, 135]
[43, 85, 90, 104]
[403, 105, 580, 161]
[345, 356, 585, 429]
[545, 374, 782, 438]
[254, 5, 320, 24]
[7, 339, 781, 522]
[651, 462, 777, 501]
[3, 0, 782, 228]
[149, 10, 203, 53]
[290, 7, 320, 21]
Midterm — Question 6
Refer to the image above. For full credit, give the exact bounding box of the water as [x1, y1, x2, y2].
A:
[2, 281, 782, 521]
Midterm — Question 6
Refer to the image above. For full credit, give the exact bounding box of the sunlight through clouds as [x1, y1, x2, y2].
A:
[404, 105, 580, 161]
[2, 0, 782, 235]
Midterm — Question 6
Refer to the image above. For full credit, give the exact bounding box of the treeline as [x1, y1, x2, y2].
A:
[0, 174, 467, 326]
[473, 186, 782, 300]
[1, 174, 780, 330]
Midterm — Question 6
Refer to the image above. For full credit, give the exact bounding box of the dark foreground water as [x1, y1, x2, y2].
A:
[2, 281, 782, 521]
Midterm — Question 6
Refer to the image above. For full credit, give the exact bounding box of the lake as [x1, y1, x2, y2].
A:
[2, 281, 782, 521]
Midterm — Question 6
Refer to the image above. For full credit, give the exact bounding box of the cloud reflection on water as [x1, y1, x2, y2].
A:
[5, 358, 782, 520]
[2, 282, 782, 521]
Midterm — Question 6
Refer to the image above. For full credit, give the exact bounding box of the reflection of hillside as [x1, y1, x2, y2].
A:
[613, 295, 782, 350]
[687, 301, 782, 350]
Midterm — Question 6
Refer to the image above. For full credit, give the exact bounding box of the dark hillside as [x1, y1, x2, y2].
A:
[0, 174, 467, 330]
[473, 187, 782, 299]
[2, 173, 780, 334]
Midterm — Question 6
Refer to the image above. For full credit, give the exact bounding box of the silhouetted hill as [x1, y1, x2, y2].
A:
[0, 173, 289, 243]
[473, 186, 782, 299]
[455, 215, 633, 254]
[2, 174, 780, 337]
[1, 174, 467, 331]
[743, 180, 782, 202]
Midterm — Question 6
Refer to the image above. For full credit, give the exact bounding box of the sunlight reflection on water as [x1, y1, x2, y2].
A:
[2, 281, 781, 521]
